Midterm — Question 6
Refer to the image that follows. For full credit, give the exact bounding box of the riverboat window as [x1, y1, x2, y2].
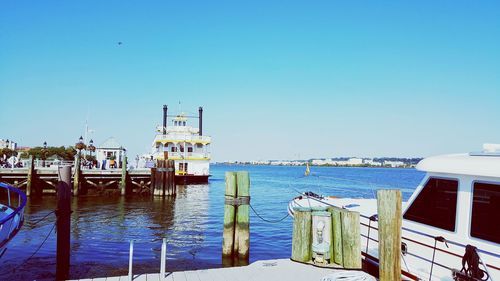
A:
[471, 182, 500, 243]
[171, 147, 177, 152]
[403, 178, 458, 231]
[188, 147, 193, 152]
[179, 163, 188, 172]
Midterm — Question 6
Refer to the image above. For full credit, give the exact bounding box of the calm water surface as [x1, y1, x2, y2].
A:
[0, 165, 424, 280]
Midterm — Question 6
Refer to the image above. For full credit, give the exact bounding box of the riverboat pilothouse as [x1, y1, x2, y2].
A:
[151, 105, 211, 184]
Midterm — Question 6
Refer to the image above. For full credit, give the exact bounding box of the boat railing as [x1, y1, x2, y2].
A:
[0, 182, 27, 250]
[154, 134, 211, 143]
[167, 152, 211, 159]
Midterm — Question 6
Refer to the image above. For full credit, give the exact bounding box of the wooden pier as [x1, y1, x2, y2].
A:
[0, 166, 152, 196]
[68, 259, 372, 281]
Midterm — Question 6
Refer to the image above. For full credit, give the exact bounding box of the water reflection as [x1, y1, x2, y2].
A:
[0, 184, 211, 280]
[0, 165, 424, 280]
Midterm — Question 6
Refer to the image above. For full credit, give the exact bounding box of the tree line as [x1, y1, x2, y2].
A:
[1, 146, 78, 161]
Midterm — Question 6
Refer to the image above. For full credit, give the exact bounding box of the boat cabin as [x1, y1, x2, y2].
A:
[410, 148, 500, 246]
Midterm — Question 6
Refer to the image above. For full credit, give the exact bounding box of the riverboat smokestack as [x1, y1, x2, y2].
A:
[198, 106, 203, 136]
[163, 105, 168, 134]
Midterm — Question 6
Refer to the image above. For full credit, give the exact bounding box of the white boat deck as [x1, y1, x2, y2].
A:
[70, 259, 363, 281]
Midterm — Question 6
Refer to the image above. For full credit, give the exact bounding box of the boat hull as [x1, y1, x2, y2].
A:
[174, 174, 210, 185]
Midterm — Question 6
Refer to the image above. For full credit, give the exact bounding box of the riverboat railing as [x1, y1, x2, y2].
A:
[154, 134, 211, 144]
[0, 182, 27, 253]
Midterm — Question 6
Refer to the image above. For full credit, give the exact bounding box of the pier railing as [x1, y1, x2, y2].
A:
[0, 183, 27, 252]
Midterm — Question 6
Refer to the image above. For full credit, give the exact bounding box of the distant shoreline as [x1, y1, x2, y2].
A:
[212, 163, 417, 169]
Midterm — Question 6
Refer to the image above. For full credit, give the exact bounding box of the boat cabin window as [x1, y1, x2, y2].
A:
[403, 178, 458, 231]
[179, 162, 188, 172]
[471, 182, 500, 243]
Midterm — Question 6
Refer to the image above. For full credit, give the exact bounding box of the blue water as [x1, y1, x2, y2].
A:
[0, 165, 424, 280]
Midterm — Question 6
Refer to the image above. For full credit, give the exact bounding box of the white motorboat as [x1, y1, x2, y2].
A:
[289, 144, 500, 280]
[0, 183, 26, 258]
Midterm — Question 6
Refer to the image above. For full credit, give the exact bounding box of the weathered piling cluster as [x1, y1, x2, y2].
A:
[291, 206, 361, 269]
[150, 159, 176, 196]
[291, 189, 403, 280]
[222, 171, 250, 265]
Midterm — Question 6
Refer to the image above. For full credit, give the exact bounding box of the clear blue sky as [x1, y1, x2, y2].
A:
[1, 1, 499, 162]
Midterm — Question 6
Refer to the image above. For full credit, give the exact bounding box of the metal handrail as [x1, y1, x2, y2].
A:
[127, 238, 167, 281]
[0, 183, 27, 250]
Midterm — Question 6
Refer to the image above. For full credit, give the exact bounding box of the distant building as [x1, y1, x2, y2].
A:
[96, 137, 126, 169]
[383, 160, 405, 167]
[363, 158, 382, 166]
[0, 139, 17, 150]
[346, 158, 363, 165]
[311, 159, 328, 165]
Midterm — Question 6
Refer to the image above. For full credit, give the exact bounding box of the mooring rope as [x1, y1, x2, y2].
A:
[14, 222, 56, 270]
[249, 203, 290, 223]
[26, 211, 55, 227]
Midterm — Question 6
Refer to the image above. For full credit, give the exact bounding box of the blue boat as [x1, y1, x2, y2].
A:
[0, 183, 27, 258]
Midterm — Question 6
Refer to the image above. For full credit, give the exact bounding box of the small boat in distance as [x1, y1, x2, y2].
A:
[289, 144, 500, 280]
[150, 105, 211, 184]
[0, 183, 26, 258]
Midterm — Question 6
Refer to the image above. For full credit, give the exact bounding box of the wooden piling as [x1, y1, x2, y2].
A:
[166, 160, 175, 195]
[291, 208, 312, 262]
[222, 172, 237, 259]
[377, 189, 402, 281]
[56, 165, 71, 280]
[26, 155, 34, 197]
[120, 155, 127, 196]
[235, 171, 250, 261]
[164, 160, 170, 196]
[341, 210, 361, 269]
[327, 207, 344, 266]
[153, 160, 163, 196]
[73, 154, 81, 196]
[150, 167, 156, 194]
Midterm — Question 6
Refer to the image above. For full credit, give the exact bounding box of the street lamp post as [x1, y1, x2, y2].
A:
[42, 141, 47, 167]
[75, 136, 85, 168]
[88, 139, 96, 169]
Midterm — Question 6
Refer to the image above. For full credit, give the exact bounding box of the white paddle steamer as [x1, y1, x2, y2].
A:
[151, 105, 211, 184]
